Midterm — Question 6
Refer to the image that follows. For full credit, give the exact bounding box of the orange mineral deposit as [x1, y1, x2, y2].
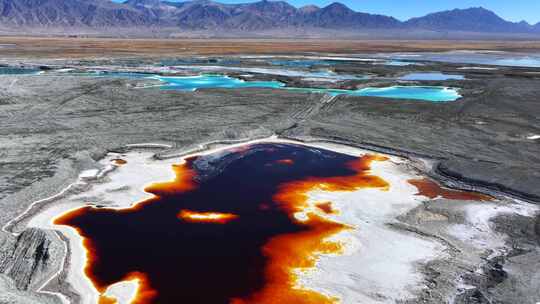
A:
[54, 143, 389, 303]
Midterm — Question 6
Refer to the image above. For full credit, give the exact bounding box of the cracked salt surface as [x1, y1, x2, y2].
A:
[448, 201, 539, 257]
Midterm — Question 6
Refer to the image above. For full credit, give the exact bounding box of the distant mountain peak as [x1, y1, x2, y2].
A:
[249, 0, 295, 8]
[404, 6, 531, 33]
[324, 2, 352, 11]
[299, 4, 320, 13]
[425, 6, 499, 17]
[123, 0, 161, 7]
[321, 2, 355, 18]
[462, 6, 489, 11]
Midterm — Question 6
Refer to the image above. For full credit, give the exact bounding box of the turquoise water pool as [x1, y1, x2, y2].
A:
[269, 59, 336, 67]
[0, 67, 41, 75]
[493, 57, 540, 67]
[345, 86, 460, 101]
[160, 58, 241, 66]
[387, 52, 540, 68]
[156, 75, 285, 91]
[381, 60, 416, 66]
[284, 86, 460, 102]
[399, 72, 465, 81]
[154, 75, 460, 102]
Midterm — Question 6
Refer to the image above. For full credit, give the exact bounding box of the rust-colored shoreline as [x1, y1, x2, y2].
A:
[408, 178, 492, 201]
[53, 161, 198, 302]
[231, 155, 389, 304]
[53, 146, 390, 304]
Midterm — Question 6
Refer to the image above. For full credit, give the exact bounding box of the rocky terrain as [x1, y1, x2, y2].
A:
[0, 54, 539, 303]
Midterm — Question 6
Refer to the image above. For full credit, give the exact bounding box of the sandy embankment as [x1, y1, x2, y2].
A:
[22, 138, 538, 304]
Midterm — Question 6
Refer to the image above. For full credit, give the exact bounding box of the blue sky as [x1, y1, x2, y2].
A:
[113, 0, 540, 24]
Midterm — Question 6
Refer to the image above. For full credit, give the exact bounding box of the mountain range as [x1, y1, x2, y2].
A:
[1, 0, 539, 37]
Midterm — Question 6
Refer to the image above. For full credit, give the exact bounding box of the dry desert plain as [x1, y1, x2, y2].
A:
[0, 38, 539, 304]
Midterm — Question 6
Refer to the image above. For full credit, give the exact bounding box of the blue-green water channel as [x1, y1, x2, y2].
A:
[155, 75, 460, 102]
